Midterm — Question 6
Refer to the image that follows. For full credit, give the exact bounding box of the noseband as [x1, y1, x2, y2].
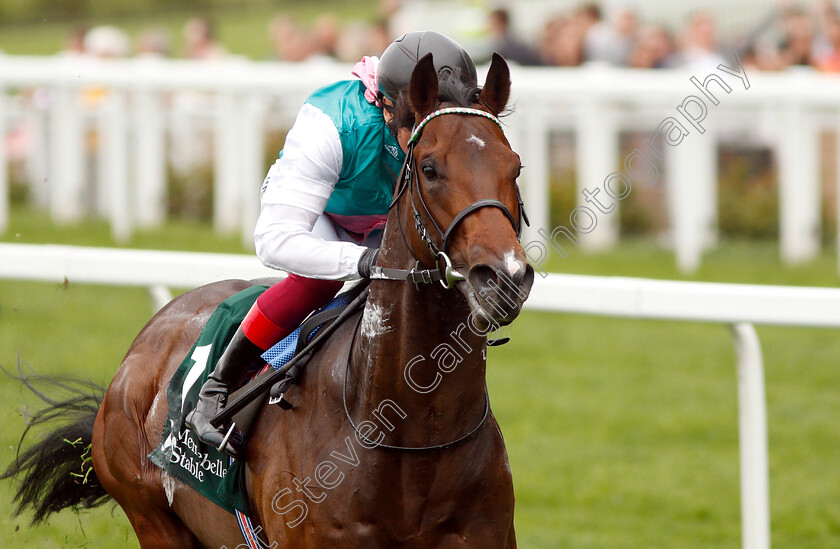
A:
[370, 106, 529, 289]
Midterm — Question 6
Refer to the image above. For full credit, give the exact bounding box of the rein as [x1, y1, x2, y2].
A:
[341, 306, 491, 452]
[371, 106, 529, 290]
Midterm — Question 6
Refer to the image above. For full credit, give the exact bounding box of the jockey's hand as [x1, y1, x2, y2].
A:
[357, 248, 380, 278]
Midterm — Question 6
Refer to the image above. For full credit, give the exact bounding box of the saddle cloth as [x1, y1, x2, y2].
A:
[147, 283, 357, 515]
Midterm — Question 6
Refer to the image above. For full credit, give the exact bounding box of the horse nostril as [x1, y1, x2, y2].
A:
[467, 261, 533, 323]
[467, 264, 496, 292]
[468, 262, 533, 299]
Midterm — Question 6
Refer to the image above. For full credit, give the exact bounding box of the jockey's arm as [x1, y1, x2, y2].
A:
[254, 103, 367, 281]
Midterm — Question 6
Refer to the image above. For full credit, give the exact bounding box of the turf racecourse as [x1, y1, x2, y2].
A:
[1, 209, 840, 547]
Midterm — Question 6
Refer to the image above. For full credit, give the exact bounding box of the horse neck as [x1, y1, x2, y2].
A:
[347, 205, 489, 447]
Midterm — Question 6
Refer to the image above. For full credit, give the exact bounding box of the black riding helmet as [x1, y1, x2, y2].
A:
[377, 31, 477, 108]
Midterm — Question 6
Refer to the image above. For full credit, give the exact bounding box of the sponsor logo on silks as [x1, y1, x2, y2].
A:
[385, 144, 399, 159]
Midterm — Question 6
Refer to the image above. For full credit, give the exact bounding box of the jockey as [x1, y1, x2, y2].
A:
[186, 31, 478, 457]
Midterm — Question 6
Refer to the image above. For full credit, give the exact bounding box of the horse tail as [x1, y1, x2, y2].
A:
[0, 363, 111, 523]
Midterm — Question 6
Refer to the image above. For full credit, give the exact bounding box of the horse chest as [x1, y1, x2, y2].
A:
[254, 425, 514, 548]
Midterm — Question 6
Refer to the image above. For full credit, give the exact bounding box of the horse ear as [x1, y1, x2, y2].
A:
[409, 53, 439, 116]
[479, 53, 511, 116]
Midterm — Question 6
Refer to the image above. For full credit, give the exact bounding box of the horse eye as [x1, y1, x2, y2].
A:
[422, 164, 438, 181]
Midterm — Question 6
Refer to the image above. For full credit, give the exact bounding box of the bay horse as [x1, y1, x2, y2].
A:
[4, 53, 534, 547]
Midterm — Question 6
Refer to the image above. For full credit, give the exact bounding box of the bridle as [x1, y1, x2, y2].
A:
[369, 106, 529, 289]
[341, 106, 529, 453]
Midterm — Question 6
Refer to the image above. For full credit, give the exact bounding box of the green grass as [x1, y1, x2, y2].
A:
[0, 282, 149, 548]
[1, 206, 840, 547]
[539, 236, 840, 287]
[491, 315, 840, 548]
[4, 203, 252, 253]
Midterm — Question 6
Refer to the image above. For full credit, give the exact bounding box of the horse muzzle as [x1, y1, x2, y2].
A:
[459, 256, 534, 328]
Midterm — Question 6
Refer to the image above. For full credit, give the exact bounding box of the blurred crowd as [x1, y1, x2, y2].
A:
[52, 1, 840, 73]
[58, 13, 390, 63]
[530, 0, 840, 71]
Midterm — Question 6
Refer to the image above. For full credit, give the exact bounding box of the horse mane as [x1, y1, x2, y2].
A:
[436, 71, 482, 109]
[437, 71, 513, 117]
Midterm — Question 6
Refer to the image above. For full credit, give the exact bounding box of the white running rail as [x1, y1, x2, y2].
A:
[3, 55, 840, 273]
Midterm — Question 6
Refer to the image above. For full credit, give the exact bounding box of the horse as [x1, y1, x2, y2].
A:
[3, 52, 534, 548]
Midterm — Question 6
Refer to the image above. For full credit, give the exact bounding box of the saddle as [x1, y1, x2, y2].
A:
[147, 280, 369, 517]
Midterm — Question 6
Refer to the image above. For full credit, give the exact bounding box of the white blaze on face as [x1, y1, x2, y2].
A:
[467, 134, 486, 149]
[361, 303, 393, 340]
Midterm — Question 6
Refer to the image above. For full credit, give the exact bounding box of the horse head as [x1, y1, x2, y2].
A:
[399, 52, 535, 329]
